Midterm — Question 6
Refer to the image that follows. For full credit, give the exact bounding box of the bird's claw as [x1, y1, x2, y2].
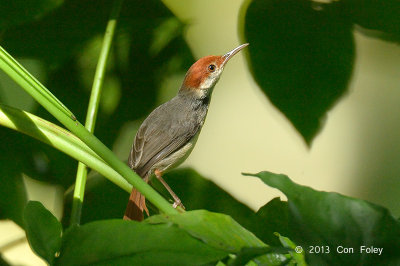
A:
[172, 200, 185, 210]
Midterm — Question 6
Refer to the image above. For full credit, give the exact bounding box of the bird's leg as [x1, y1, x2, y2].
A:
[154, 169, 185, 210]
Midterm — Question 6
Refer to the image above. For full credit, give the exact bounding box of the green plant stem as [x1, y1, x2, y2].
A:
[0, 49, 177, 217]
[70, 0, 125, 226]
[0, 103, 132, 193]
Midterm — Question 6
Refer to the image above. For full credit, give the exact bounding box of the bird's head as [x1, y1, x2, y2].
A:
[179, 43, 249, 99]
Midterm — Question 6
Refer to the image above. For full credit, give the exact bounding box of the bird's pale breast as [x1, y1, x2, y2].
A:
[149, 131, 200, 175]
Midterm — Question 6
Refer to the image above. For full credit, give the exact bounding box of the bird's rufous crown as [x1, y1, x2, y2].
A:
[180, 43, 249, 92]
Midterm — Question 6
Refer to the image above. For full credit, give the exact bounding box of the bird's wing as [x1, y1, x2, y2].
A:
[129, 99, 201, 177]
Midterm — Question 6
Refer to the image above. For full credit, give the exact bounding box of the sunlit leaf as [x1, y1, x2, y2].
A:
[228, 246, 289, 266]
[276, 233, 306, 266]
[146, 210, 287, 265]
[57, 219, 228, 265]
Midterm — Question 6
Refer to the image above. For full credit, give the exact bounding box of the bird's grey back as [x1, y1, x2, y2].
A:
[129, 94, 209, 177]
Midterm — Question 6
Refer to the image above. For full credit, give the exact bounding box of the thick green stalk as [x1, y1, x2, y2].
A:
[0, 104, 132, 193]
[70, 0, 125, 226]
[0, 49, 177, 217]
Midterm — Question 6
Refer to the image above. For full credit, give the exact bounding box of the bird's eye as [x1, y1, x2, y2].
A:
[208, 64, 216, 72]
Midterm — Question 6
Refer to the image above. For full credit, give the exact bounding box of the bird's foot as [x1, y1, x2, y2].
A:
[172, 200, 185, 210]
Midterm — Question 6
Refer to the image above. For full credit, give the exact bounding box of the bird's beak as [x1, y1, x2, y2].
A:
[221, 43, 249, 67]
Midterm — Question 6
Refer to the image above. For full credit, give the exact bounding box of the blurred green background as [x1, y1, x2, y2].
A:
[1, 0, 400, 264]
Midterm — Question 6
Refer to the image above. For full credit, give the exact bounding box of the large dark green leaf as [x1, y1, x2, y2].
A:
[245, 171, 400, 265]
[252, 197, 290, 247]
[241, 0, 354, 144]
[56, 219, 228, 265]
[24, 201, 62, 265]
[163, 170, 291, 247]
[62, 168, 293, 256]
[0, 0, 63, 30]
[62, 168, 290, 262]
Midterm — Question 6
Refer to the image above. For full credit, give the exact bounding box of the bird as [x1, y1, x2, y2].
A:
[123, 43, 249, 221]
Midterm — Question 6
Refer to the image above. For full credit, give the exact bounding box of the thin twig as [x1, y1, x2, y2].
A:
[70, 0, 125, 226]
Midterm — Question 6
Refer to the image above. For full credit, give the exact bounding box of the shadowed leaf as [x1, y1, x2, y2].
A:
[252, 197, 290, 247]
[347, 0, 400, 42]
[241, 0, 354, 144]
[245, 171, 400, 265]
[0, 128, 29, 227]
[24, 201, 62, 264]
[0, 0, 63, 30]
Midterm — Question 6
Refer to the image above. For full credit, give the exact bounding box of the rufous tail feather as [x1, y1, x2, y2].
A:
[123, 188, 149, 221]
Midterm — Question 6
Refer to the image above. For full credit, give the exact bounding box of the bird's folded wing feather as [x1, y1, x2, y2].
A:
[129, 99, 200, 177]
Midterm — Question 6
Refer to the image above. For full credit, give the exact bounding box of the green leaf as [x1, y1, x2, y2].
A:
[253, 197, 289, 247]
[240, 0, 354, 144]
[0, 171, 26, 226]
[56, 219, 228, 265]
[245, 171, 400, 265]
[163, 169, 291, 248]
[0, 104, 131, 194]
[0, 0, 63, 30]
[160, 169, 262, 230]
[276, 233, 306, 266]
[0, 128, 28, 227]
[347, 0, 400, 42]
[146, 210, 287, 265]
[228, 247, 290, 266]
[147, 210, 266, 252]
[24, 201, 62, 265]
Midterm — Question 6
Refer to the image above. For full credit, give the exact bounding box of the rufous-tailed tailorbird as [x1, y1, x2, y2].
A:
[123, 43, 249, 221]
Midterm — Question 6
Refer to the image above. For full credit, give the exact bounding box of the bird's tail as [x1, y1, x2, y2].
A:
[123, 187, 149, 221]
